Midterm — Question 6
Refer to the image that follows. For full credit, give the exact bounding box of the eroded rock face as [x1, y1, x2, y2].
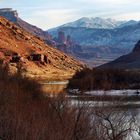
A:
[0, 8, 51, 41]
[0, 16, 83, 80]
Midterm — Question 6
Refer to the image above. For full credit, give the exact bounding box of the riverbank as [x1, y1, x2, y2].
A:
[68, 89, 140, 101]
[68, 68, 140, 90]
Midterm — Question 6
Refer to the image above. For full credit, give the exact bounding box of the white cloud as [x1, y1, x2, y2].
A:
[79, 0, 139, 5]
[113, 12, 140, 20]
[25, 9, 79, 30]
[11, 0, 140, 30]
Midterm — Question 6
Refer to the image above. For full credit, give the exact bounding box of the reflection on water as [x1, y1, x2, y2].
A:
[41, 81, 68, 94]
[70, 100, 140, 140]
[41, 81, 140, 139]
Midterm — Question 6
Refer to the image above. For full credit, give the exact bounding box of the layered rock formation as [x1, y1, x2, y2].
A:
[0, 16, 83, 80]
[49, 19, 140, 67]
[0, 8, 51, 41]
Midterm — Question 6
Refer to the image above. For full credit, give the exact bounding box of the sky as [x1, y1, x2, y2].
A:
[0, 0, 140, 30]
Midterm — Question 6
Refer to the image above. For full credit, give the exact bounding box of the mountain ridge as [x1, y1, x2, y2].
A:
[48, 21, 140, 67]
[99, 40, 140, 69]
[0, 8, 50, 41]
[48, 21, 140, 52]
[49, 17, 126, 30]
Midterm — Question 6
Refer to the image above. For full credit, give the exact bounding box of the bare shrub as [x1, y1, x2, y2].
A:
[68, 68, 140, 90]
[0, 65, 138, 140]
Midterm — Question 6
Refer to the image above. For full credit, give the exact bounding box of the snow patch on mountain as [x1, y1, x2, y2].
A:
[58, 17, 126, 29]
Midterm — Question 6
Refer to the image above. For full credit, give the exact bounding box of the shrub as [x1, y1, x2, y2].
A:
[0, 65, 137, 140]
[68, 68, 140, 90]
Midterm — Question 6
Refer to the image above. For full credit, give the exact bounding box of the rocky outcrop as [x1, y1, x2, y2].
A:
[49, 21, 140, 67]
[0, 16, 83, 80]
[0, 8, 51, 42]
[58, 31, 66, 44]
[0, 8, 86, 67]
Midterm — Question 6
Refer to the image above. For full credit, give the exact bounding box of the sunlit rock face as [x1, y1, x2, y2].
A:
[0, 16, 83, 80]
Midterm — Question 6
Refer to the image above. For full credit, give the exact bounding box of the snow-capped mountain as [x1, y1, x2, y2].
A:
[56, 17, 126, 29]
[48, 20, 140, 67]
[48, 17, 139, 49]
[49, 21, 140, 50]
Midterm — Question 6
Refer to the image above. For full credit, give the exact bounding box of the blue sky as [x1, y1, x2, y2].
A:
[0, 0, 140, 30]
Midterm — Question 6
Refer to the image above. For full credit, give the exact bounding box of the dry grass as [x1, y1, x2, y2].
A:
[0, 65, 138, 140]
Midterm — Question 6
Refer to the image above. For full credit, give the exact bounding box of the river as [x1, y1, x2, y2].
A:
[41, 81, 140, 140]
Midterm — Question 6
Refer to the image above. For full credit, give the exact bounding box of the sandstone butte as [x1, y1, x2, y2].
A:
[0, 16, 83, 81]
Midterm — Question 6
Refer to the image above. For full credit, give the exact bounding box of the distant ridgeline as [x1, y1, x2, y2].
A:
[48, 17, 140, 66]
[99, 40, 140, 69]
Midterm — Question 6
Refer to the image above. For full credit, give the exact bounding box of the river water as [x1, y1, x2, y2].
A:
[41, 81, 68, 94]
[41, 81, 140, 140]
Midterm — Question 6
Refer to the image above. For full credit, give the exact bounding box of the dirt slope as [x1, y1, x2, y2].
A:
[0, 16, 83, 80]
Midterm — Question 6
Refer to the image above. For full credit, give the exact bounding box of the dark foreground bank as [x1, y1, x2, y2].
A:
[68, 68, 140, 91]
